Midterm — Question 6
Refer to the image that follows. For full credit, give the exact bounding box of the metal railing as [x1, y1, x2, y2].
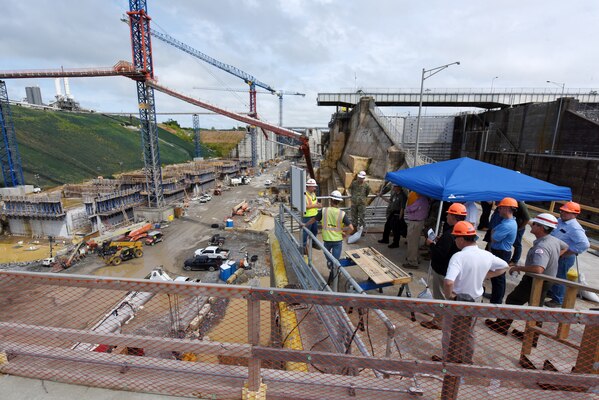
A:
[371, 106, 437, 166]
[0, 270, 597, 399]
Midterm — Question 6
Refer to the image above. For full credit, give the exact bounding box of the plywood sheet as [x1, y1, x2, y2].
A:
[345, 247, 412, 285]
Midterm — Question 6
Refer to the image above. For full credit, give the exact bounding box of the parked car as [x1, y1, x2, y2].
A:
[199, 194, 212, 203]
[194, 245, 230, 260]
[264, 179, 273, 186]
[183, 255, 222, 271]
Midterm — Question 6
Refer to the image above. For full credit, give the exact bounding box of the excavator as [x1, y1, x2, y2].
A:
[100, 241, 144, 266]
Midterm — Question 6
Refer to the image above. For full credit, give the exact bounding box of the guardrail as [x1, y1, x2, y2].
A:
[0, 270, 597, 399]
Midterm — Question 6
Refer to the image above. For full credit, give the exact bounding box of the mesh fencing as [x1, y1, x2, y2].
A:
[0, 271, 597, 399]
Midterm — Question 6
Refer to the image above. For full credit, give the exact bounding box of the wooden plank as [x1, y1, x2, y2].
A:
[345, 247, 411, 285]
[574, 324, 599, 374]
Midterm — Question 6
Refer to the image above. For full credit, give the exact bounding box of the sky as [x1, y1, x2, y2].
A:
[1, 0, 599, 130]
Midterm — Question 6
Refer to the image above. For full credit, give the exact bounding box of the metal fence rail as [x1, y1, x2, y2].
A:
[1, 269, 597, 399]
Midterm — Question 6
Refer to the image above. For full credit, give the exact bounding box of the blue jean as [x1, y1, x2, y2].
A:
[549, 255, 576, 304]
[490, 248, 511, 304]
[510, 228, 525, 264]
[323, 240, 343, 269]
[302, 216, 318, 248]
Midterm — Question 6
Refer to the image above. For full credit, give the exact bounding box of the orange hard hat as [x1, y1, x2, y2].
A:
[447, 203, 468, 216]
[559, 201, 581, 214]
[498, 197, 518, 208]
[451, 221, 477, 236]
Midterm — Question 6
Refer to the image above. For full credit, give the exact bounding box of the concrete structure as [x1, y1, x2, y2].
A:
[24, 86, 42, 105]
[319, 97, 405, 197]
[387, 115, 454, 161]
[0, 161, 221, 237]
[318, 89, 599, 108]
[454, 98, 599, 213]
[229, 127, 278, 165]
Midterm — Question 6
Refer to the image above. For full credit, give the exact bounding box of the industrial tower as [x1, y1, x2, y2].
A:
[0, 80, 25, 187]
[127, 0, 164, 208]
[192, 114, 201, 158]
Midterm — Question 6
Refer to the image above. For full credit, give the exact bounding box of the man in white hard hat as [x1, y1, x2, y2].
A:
[304, 190, 354, 267]
[485, 213, 567, 337]
[349, 171, 370, 232]
[302, 178, 322, 253]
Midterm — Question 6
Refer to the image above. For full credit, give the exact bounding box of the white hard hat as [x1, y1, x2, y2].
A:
[357, 171, 366, 179]
[306, 178, 318, 187]
[330, 190, 343, 201]
[531, 213, 558, 229]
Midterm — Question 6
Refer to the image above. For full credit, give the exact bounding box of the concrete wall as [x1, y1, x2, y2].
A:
[320, 97, 404, 197]
[230, 128, 278, 165]
[6, 205, 85, 238]
[453, 99, 599, 215]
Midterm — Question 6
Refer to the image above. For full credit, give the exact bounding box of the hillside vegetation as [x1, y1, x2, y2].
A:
[6, 106, 196, 188]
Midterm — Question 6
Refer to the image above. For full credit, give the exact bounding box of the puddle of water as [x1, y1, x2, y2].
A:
[0, 238, 67, 263]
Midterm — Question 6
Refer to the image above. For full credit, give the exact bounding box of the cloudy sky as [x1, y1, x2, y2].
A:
[2, 0, 598, 129]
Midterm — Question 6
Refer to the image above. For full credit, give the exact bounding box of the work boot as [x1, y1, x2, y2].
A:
[388, 242, 399, 248]
[484, 319, 510, 335]
[378, 239, 389, 244]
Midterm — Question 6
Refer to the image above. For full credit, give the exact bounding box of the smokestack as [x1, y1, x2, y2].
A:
[54, 78, 63, 99]
[64, 77, 73, 99]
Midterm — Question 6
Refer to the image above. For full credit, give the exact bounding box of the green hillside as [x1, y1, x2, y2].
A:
[6, 106, 196, 188]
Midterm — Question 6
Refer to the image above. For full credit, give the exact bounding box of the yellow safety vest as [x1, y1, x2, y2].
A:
[321, 207, 345, 242]
[304, 192, 318, 217]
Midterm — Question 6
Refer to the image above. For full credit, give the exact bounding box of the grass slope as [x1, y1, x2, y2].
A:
[6, 106, 196, 188]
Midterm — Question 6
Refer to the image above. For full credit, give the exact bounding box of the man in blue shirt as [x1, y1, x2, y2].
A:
[546, 201, 590, 307]
[488, 197, 518, 304]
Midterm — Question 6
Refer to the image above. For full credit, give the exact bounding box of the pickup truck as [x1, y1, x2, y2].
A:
[194, 245, 229, 260]
[183, 255, 222, 271]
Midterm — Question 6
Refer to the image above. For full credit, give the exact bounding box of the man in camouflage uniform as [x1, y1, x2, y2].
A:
[350, 171, 371, 230]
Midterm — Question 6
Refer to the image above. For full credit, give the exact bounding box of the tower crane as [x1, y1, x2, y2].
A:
[192, 87, 306, 126]
[144, 26, 304, 167]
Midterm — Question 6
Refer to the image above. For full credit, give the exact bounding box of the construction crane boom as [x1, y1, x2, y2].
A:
[150, 30, 276, 94]
[146, 79, 315, 179]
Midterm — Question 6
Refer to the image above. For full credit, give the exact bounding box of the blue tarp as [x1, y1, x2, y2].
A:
[384, 157, 572, 202]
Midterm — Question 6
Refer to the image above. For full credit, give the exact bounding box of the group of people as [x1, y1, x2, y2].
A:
[302, 173, 591, 363]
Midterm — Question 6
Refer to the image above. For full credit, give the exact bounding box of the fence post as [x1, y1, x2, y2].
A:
[246, 292, 262, 393]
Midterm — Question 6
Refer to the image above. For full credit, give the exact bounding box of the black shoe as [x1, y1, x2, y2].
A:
[484, 319, 508, 335]
[378, 239, 389, 244]
[431, 355, 443, 362]
[388, 243, 399, 248]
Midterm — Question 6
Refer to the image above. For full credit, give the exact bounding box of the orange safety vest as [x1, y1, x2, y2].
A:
[321, 207, 345, 242]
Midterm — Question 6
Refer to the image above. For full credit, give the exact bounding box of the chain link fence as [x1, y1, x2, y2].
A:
[0, 269, 597, 399]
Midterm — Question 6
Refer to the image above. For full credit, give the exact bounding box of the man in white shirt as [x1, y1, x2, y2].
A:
[433, 221, 508, 364]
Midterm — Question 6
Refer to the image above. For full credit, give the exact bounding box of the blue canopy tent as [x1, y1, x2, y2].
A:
[384, 157, 572, 202]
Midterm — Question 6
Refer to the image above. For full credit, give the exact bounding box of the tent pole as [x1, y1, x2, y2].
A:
[435, 200, 444, 235]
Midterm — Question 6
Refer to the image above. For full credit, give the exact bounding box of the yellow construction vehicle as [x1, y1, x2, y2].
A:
[100, 241, 143, 266]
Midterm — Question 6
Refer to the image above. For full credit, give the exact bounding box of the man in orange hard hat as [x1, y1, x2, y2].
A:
[420, 202, 467, 330]
[488, 197, 518, 304]
[545, 201, 590, 307]
[431, 221, 508, 363]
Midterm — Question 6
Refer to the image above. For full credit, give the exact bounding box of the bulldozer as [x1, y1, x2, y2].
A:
[100, 241, 144, 266]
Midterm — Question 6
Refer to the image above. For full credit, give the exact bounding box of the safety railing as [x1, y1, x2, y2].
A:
[0, 270, 597, 399]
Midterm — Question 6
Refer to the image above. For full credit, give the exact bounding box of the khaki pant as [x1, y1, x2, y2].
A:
[405, 219, 424, 264]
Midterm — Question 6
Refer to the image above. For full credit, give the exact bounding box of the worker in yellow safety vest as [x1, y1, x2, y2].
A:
[302, 178, 322, 252]
[304, 190, 354, 267]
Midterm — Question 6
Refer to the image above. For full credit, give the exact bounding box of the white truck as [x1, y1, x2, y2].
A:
[194, 246, 230, 260]
[230, 177, 242, 186]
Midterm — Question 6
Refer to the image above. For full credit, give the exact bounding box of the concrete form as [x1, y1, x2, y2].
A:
[0, 161, 221, 238]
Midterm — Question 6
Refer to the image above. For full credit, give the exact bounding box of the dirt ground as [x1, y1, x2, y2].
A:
[0, 163, 287, 285]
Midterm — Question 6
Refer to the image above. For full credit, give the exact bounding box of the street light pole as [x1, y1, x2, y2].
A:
[490, 76, 499, 93]
[547, 80, 565, 154]
[414, 61, 460, 167]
